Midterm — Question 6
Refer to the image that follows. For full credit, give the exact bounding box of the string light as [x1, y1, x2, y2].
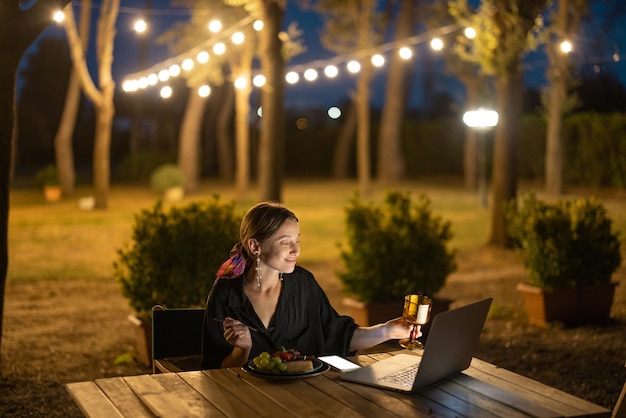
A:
[134, 19, 147, 33]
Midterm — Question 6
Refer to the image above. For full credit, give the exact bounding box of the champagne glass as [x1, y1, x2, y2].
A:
[399, 294, 432, 349]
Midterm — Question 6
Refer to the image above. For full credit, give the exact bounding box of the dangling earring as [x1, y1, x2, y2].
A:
[255, 254, 262, 287]
[279, 272, 283, 282]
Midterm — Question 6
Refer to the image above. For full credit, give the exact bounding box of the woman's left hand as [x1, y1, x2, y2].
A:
[385, 317, 420, 340]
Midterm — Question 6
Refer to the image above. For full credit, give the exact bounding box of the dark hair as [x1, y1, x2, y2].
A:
[239, 201, 298, 262]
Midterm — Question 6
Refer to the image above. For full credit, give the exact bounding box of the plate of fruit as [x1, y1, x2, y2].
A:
[242, 348, 329, 379]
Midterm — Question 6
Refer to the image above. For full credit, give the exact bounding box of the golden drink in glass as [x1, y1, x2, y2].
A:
[399, 294, 432, 349]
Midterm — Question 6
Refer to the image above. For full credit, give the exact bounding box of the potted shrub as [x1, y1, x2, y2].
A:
[113, 197, 241, 365]
[35, 165, 61, 202]
[506, 193, 622, 326]
[338, 191, 457, 328]
[150, 163, 186, 201]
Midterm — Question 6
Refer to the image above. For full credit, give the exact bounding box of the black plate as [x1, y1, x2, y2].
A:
[242, 358, 330, 380]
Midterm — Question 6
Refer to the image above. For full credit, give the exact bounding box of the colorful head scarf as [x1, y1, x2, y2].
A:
[216, 242, 246, 280]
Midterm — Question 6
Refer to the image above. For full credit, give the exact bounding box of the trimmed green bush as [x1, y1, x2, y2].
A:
[35, 165, 59, 186]
[114, 197, 242, 319]
[150, 163, 186, 194]
[338, 191, 457, 303]
[506, 193, 622, 290]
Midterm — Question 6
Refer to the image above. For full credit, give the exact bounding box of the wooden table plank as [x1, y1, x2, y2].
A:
[466, 359, 611, 417]
[203, 369, 294, 417]
[227, 368, 330, 417]
[267, 376, 364, 418]
[123, 375, 199, 418]
[94, 377, 154, 418]
[437, 378, 549, 418]
[178, 371, 259, 417]
[333, 373, 466, 418]
[305, 372, 398, 418]
[66, 381, 125, 418]
[152, 373, 226, 417]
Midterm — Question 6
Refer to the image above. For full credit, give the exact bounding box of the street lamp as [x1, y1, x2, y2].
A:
[462, 108, 499, 208]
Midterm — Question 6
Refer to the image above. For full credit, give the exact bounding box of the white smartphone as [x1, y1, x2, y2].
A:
[318, 355, 361, 372]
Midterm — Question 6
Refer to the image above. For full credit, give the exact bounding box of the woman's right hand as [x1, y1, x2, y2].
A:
[223, 317, 253, 350]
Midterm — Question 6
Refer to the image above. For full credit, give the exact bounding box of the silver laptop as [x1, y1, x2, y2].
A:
[341, 298, 492, 392]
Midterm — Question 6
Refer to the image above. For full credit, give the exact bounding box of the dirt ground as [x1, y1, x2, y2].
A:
[1, 245, 625, 417]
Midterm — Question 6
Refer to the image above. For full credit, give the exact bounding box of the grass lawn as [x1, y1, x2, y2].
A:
[7, 179, 626, 284]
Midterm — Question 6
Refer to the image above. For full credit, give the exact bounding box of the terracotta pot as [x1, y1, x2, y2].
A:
[128, 314, 152, 366]
[43, 186, 62, 202]
[516, 282, 618, 326]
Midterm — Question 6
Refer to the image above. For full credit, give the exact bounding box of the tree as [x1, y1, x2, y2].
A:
[450, 0, 549, 246]
[54, 0, 91, 197]
[544, 0, 586, 195]
[0, 0, 72, 364]
[313, 0, 386, 195]
[62, 0, 119, 209]
[377, 0, 415, 184]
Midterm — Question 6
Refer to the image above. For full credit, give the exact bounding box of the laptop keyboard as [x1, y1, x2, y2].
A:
[378, 363, 420, 387]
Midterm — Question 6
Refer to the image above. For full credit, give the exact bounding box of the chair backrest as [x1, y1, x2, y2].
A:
[151, 305, 205, 363]
[613, 381, 626, 418]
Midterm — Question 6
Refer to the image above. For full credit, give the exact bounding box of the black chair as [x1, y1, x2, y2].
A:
[151, 305, 205, 373]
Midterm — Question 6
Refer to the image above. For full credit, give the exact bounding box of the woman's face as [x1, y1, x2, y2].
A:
[259, 218, 300, 275]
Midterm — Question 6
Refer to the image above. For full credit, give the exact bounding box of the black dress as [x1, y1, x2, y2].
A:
[201, 265, 357, 369]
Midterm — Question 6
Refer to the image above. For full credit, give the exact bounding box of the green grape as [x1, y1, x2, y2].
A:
[259, 352, 270, 360]
[276, 362, 288, 372]
[271, 356, 283, 365]
[253, 357, 263, 368]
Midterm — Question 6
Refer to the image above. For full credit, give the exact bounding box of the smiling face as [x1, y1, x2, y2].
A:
[258, 218, 300, 275]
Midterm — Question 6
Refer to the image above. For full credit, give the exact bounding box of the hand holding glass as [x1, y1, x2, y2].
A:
[399, 294, 432, 349]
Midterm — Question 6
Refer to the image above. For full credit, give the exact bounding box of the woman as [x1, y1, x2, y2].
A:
[201, 201, 414, 369]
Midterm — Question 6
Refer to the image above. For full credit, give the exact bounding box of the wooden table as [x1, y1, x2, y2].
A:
[66, 350, 611, 418]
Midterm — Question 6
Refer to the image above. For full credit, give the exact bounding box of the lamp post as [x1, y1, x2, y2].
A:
[462, 109, 498, 208]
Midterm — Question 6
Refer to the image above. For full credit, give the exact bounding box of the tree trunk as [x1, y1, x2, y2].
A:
[178, 91, 207, 194]
[462, 79, 481, 190]
[63, 0, 119, 209]
[376, 0, 414, 183]
[332, 101, 356, 179]
[355, 67, 372, 196]
[258, 0, 285, 202]
[232, 38, 254, 199]
[545, 0, 569, 196]
[489, 70, 522, 246]
[216, 85, 235, 182]
[54, 0, 91, 197]
[235, 83, 251, 198]
[0, 0, 72, 364]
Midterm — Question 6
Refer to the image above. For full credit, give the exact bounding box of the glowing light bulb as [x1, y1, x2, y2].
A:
[286, 71, 299, 84]
[431, 38, 444, 50]
[158, 69, 170, 82]
[324, 65, 338, 78]
[371, 54, 385, 67]
[399, 47, 412, 60]
[198, 85, 211, 97]
[53, 10, 64, 23]
[169, 64, 181, 77]
[234, 77, 248, 89]
[253, 75, 266, 87]
[134, 19, 147, 33]
[197, 51, 209, 64]
[347, 60, 361, 73]
[560, 40, 572, 53]
[208, 20, 222, 33]
[182, 58, 194, 71]
[213, 42, 226, 55]
[160, 86, 173, 99]
[304, 69, 318, 81]
[464, 27, 476, 39]
[232, 32, 244, 45]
